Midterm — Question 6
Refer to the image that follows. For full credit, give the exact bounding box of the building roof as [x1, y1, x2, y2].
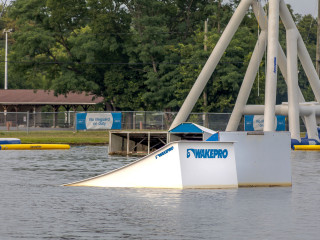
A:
[0, 89, 104, 105]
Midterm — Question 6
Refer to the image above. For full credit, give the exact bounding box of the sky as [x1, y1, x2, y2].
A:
[286, 0, 318, 17]
[222, 0, 318, 17]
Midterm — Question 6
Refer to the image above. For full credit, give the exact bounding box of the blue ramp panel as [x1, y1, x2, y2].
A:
[169, 123, 217, 141]
[169, 123, 216, 134]
[169, 123, 204, 133]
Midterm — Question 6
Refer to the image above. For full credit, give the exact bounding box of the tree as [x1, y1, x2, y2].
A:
[8, 0, 143, 110]
[3, 0, 319, 113]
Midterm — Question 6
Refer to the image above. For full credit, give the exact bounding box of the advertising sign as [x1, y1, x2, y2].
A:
[245, 115, 286, 131]
[76, 113, 121, 130]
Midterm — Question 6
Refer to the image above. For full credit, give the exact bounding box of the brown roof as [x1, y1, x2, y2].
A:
[0, 89, 104, 105]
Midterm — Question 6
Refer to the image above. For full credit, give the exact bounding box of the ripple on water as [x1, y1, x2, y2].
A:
[1, 147, 320, 240]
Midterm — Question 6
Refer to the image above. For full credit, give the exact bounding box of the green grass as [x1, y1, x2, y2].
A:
[0, 131, 109, 145]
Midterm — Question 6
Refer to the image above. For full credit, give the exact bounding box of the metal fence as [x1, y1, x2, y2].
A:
[0, 111, 236, 132]
[121, 111, 236, 131]
[0, 111, 76, 132]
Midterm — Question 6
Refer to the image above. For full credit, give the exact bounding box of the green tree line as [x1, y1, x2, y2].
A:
[0, 0, 318, 112]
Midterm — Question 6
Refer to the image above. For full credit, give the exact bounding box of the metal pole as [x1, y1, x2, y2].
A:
[279, 0, 320, 102]
[264, 0, 280, 131]
[226, 30, 267, 131]
[286, 29, 301, 140]
[27, 111, 29, 134]
[169, 0, 254, 130]
[278, 43, 318, 140]
[4, 30, 8, 89]
[278, 0, 319, 140]
[127, 133, 130, 155]
[161, 112, 164, 130]
[73, 111, 77, 133]
[148, 132, 150, 155]
[203, 19, 209, 128]
[317, 0, 320, 77]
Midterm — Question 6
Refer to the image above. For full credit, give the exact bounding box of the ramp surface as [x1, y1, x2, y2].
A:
[65, 141, 238, 189]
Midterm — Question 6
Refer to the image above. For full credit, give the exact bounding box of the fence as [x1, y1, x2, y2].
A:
[121, 111, 236, 131]
[0, 111, 237, 132]
[0, 111, 76, 132]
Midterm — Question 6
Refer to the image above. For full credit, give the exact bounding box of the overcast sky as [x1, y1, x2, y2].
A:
[222, 0, 318, 17]
[286, 0, 318, 17]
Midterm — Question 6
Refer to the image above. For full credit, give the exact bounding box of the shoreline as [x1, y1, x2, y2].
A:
[0, 130, 109, 145]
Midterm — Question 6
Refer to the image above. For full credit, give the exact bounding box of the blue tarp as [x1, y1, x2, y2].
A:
[0, 138, 21, 144]
[169, 123, 216, 134]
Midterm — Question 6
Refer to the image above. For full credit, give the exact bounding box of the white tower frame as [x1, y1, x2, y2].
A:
[170, 0, 320, 141]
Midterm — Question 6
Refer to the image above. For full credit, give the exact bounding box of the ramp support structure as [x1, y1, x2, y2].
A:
[171, 0, 320, 141]
[170, 0, 253, 130]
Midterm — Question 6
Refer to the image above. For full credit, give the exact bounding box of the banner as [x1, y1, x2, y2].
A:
[245, 115, 286, 131]
[76, 113, 122, 130]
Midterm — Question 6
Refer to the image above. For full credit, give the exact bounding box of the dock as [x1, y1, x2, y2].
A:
[109, 131, 168, 155]
[109, 123, 216, 155]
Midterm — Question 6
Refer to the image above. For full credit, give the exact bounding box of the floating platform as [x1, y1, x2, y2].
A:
[0, 138, 21, 144]
[0, 144, 70, 150]
[65, 131, 291, 189]
[292, 145, 320, 151]
[218, 131, 291, 187]
[65, 141, 238, 189]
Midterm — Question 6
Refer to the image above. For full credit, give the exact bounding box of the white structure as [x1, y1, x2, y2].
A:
[65, 141, 239, 189]
[3, 29, 12, 90]
[65, 0, 295, 189]
[170, 0, 320, 142]
[65, 131, 291, 188]
[219, 131, 291, 187]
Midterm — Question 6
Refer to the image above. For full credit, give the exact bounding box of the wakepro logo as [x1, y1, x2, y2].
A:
[187, 148, 228, 159]
[155, 146, 174, 159]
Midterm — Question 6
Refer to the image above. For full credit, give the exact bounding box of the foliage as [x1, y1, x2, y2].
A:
[0, 0, 318, 113]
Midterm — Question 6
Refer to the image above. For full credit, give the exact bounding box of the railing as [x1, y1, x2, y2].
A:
[0, 111, 237, 132]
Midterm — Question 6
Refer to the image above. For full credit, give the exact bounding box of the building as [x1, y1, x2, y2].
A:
[0, 89, 104, 129]
[0, 89, 104, 112]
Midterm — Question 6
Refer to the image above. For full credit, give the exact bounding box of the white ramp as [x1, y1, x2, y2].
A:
[65, 141, 238, 189]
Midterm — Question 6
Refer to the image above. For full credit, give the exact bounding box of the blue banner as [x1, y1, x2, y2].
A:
[76, 113, 122, 130]
[245, 115, 286, 131]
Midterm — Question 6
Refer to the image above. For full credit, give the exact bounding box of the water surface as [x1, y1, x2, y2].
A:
[1, 146, 320, 239]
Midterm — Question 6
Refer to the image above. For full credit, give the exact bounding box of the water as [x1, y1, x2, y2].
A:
[1, 146, 320, 240]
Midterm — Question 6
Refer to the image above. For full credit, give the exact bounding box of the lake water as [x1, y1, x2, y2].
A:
[1, 146, 320, 240]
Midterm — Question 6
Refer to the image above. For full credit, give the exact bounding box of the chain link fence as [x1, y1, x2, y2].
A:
[0, 111, 238, 132]
[0, 111, 76, 132]
[121, 111, 236, 130]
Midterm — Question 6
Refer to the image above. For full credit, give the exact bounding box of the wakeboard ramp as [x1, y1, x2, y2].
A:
[64, 141, 238, 189]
